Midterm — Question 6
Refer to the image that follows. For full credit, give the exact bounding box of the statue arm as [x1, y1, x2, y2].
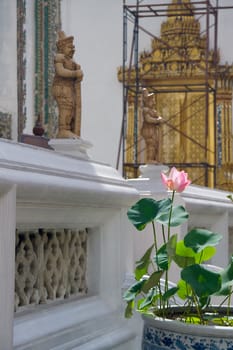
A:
[143, 109, 162, 124]
[54, 62, 81, 78]
[145, 116, 162, 124]
[54, 55, 83, 79]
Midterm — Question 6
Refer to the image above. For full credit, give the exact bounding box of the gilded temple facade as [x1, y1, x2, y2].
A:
[118, 0, 233, 190]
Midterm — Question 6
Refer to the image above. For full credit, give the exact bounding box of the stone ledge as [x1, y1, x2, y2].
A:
[14, 296, 137, 350]
[0, 139, 139, 209]
[48, 138, 93, 160]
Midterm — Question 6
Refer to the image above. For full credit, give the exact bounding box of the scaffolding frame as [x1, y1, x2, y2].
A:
[118, 0, 233, 186]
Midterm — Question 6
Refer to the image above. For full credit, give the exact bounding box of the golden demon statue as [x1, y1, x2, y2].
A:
[141, 88, 163, 163]
[52, 31, 83, 138]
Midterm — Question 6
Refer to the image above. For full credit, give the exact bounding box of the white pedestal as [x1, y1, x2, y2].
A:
[48, 138, 93, 159]
[127, 163, 169, 195]
[139, 163, 169, 180]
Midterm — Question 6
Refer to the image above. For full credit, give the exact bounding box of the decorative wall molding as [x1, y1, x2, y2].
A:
[17, 0, 26, 139]
[15, 228, 88, 312]
[34, 0, 61, 137]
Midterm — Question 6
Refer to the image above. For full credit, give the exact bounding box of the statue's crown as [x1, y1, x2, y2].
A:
[56, 31, 74, 51]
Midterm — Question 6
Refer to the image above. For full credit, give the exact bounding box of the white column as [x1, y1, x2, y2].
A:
[210, 212, 229, 268]
[0, 185, 16, 350]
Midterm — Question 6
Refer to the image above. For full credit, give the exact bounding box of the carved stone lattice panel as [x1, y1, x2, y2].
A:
[0, 112, 12, 139]
[15, 228, 88, 311]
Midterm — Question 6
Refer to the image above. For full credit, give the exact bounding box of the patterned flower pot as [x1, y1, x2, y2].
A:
[142, 312, 233, 350]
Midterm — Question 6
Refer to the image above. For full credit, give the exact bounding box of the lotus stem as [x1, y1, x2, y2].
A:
[167, 190, 175, 240]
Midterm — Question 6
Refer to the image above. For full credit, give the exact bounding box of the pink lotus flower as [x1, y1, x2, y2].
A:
[161, 167, 191, 193]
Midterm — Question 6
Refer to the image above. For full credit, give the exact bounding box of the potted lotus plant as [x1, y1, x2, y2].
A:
[124, 167, 233, 350]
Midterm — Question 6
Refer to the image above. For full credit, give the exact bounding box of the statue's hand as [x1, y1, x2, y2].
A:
[74, 70, 83, 80]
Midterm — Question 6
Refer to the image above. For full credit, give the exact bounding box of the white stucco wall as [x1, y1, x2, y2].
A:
[24, 0, 35, 136]
[61, 0, 124, 169]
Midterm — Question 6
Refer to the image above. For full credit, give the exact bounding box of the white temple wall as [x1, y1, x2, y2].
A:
[61, 0, 124, 169]
[24, 0, 35, 136]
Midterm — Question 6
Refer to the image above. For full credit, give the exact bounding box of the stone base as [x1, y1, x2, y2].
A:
[48, 137, 93, 159]
[20, 134, 53, 150]
[127, 163, 169, 195]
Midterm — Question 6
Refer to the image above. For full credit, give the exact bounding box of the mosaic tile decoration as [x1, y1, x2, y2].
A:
[0, 112, 12, 139]
[17, 0, 26, 137]
[35, 0, 61, 137]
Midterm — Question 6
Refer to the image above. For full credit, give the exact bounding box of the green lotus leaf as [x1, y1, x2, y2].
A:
[177, 279, 192, 300]
[166, 234, 177, 259]
[215, 256, 233, 296]
[127, 198, 171, 230]
[181, 264, 221, 298]
[196, 246, 216, 263]
[173, 240, 196, 268]
[123, 279, 146, 302]
[156, 205, 189, 227]
[154, 243, 169, 270]
[142, 270, 164, 293]
[162, 287, 179, 302]
[124, 300, 134, 318]
[175, 240, 216, 265]
[134, 244, 154, 280]
[138, 287, 159, 310]
[184, 228, 222, 253]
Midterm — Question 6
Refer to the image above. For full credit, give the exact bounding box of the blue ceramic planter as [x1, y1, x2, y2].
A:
[142, 314, 233, 350]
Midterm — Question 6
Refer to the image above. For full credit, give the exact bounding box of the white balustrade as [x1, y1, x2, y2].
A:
[0, 139, 139, 350]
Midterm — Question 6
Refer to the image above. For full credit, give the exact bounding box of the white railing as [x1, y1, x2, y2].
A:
[5, 152, 231, 349]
